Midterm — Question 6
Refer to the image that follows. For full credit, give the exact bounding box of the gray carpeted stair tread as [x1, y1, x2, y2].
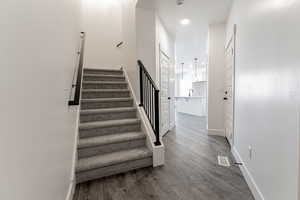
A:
[80, 119, 140, 129]
[76, 147, 152, 173]
[82, 81, 128, 90]
[81, 107, 136, 115]
[82, 89, 130, 93]
[81, 97, 133, 103]
[83, 73, 125, 82]
[84, 74, 125, 78]
[82, 81, 127, 85]
[81, 98, 133, 110]
[84, 68, 123, 73]
[78, 132, 145, 149]
[81, 89, 130, 98]
[76, 67, 152, 182]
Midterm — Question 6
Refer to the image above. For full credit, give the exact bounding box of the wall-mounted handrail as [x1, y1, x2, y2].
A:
[69, 32, 85, 106]
[138, 60, 161, 146]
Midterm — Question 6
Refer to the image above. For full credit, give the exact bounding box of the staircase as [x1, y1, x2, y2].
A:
[76, 68, 153, 183]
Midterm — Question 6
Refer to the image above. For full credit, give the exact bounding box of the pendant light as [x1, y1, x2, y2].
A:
[181, 63, 184, 80]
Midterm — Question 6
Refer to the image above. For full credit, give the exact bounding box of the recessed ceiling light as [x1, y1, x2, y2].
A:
[180, 19, 190, 25]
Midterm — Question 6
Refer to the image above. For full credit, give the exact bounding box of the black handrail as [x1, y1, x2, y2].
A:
[69, 32, 85, 106]
[138, 60, 161, 146]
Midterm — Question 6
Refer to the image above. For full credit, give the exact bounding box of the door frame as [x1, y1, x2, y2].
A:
[159, 45, 171, 136]
[224, 24, 237, 147]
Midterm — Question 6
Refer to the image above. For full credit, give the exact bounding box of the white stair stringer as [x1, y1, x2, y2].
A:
[122, 67, 165, 167]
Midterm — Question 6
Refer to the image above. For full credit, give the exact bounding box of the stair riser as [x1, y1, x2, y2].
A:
[82, 91, 130, 99]
[80, 111, 137, 123]
[83, 76, 125, 82]
[82, 83, 127, 90]
[79, 123, 140, 138]
[76, 157, 152, 183]
[81, 100, 133, 110]
[78, 139, 146, 158]
[84, 69, 123, 75]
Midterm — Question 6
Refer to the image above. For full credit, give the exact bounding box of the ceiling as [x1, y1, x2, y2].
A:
[154, 0, 233, 37]
[137, 0, 233, 70]
[153, 0, 233, 71]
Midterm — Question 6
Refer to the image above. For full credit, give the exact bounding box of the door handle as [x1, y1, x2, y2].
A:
[168, 97, 171, 100]
[223, 97, 228, 100]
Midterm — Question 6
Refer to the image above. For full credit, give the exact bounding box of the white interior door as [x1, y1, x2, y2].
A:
[224, 26, 236, 147]
[160, 50, 170, 136]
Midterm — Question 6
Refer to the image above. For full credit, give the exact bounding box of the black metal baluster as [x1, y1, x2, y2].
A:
[144, 71, 147, 113]
[139, 65, 143, 106]
[138, 60, 161, 146]
[150, 85, 153, 126]
[152, 86, 154, 127]
[147, 79, 150, 118]
[154, 89, 161, 146]
[146, 77, 148, 116]
[146, 78, 148, 116]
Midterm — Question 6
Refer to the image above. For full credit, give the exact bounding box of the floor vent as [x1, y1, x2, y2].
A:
[218, 156, 231, 167]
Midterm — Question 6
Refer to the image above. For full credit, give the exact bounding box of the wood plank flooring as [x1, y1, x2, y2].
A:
[73, 113, 254, 200]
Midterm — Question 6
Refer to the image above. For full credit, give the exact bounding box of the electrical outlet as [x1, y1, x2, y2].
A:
[248, 146, 252, 160]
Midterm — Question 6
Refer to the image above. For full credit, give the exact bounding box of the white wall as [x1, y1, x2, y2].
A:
[136, 7, 156, 80]
[155, 16, 176, 129]
[0, 0, 81, 199]
[136, 8, 176, 88]
[81, 0, 140, 98]
[81, 0, 176, 130]
[207, 23, 226, 136]
[175, 24, 209, 75]
[121, 0, 139, 98]
[81, 0, 123, 69]
[227, 1, 300, 200]
[136, 7, 176, 129]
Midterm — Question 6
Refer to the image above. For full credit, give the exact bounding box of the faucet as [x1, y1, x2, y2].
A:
[188, 89, 194, 97]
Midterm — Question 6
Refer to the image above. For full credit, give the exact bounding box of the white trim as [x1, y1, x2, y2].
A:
[65, 61, 85, 200]
[65, 180, 76, 200]
[223, 24, 237, 147]
[232, 24, 237, 147]
[207, 129, 225, 136]
[122, 67, 165, 167]
[169, 122, 176, 130]
[232, 147, 265, 200]
[65, 105, 80, 200]
[159, 45, 172, 136]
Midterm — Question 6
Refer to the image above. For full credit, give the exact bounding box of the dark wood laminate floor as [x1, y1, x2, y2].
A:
[73, 113, 254, 200]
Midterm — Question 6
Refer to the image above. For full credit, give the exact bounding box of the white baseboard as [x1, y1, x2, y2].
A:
[207, 128, 225, 136]
[66, 100, 80, 200]
[232, 147, 265, 200]
[170, 122, 176, 130]
[65, 180, 75, 200]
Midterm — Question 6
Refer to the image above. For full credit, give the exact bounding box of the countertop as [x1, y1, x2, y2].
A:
[174, 96, 206, 99]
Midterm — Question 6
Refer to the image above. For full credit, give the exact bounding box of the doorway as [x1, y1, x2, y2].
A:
[224, 25, 236, 147]
[159, 48, 171, 136]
